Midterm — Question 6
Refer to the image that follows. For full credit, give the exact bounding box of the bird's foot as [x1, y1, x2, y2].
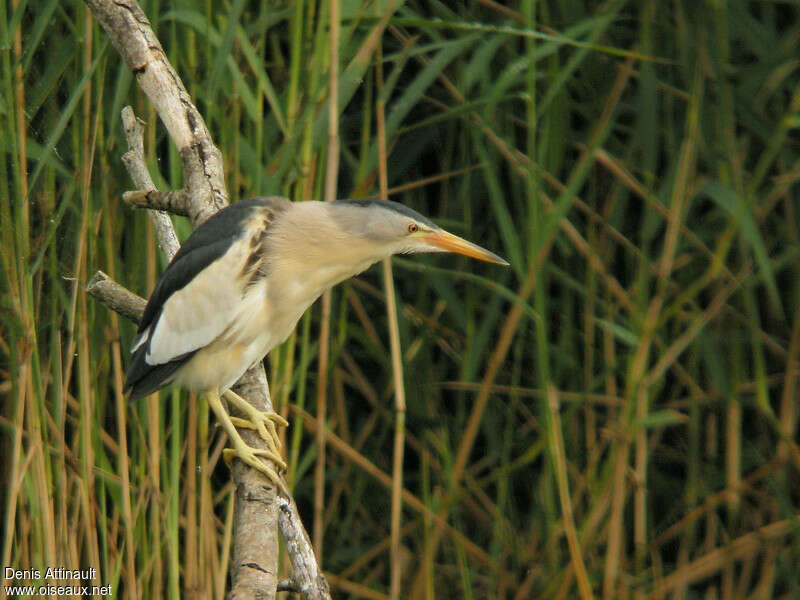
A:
[223, 390, 289, 459]
[206, 389, 288, 493]
[222, 441, 287, 493]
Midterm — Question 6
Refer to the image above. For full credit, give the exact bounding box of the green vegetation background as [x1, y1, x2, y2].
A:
[2, 1, 799, 598]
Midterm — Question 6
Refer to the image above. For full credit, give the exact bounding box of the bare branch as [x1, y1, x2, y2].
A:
[228, 369, 285, 599]
[278, 496, 332, 600]
[84, 0, 227, 225]
[120, 106, 180, 259]
[123, 189, 192, 217]
[277, 580, 302, 593]
[86, 271, 146, 323]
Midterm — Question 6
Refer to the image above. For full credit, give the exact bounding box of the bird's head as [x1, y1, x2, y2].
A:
[332, 199, 509, 266]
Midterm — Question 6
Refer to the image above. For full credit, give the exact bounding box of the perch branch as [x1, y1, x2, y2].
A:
[83, 1, 330, 598]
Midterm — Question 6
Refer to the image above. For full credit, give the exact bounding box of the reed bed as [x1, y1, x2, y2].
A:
[2, 1, 799, 598]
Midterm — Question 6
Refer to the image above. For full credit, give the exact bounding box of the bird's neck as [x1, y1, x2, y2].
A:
[265, 202, 387, 305]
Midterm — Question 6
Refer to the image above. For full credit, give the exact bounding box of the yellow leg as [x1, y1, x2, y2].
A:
[223, 389, 288, 460]
[206, 389, 287, 493]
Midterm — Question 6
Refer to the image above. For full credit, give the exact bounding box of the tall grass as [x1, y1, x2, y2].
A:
[2, 1, 800, 598]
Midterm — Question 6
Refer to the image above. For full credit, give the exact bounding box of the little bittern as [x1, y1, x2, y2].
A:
[124, 197, 508, 489]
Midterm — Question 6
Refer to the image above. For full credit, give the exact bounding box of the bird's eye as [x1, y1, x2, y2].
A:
[408, 223, 418, 233]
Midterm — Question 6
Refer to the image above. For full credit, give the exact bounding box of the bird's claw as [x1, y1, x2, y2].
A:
[222, 444, 287, 492]
[223, 390, 288, 457]
[229, 414, 286, 457]
[207, 389, 288, 493]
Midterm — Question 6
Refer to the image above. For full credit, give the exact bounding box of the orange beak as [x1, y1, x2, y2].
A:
[423, 230, 509, 266]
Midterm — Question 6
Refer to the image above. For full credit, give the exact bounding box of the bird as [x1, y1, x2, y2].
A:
[124, 196, 508, 491]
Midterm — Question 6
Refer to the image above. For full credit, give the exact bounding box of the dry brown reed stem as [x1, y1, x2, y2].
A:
[590, 146, 736, 283]
[650, 459, 783, 552]
[1, 365, 27, 583]
[546, 386, 594, 600]
[476, 0, 524, 22]
[290, 405, 490, 566]
[383, 164, 484, 198]
[375, 43, 408, 600]
[645, 264, 752, 386]
[645, 515, 800, 599]
[324, 572, 390, 600]
[184, 387, 199, 595]
[603, 63, 701, 600]
[338, 521, 418, 581]
[110, 324, 137, 598]
[314, 0, 342, 562]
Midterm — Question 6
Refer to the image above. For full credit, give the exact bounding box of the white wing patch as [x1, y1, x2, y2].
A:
[145, 238, 251, 366]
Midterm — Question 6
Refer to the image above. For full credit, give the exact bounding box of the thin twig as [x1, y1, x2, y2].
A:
[119, 106, 180, 259]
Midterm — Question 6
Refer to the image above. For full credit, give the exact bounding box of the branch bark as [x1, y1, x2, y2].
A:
[119, 106, 180, 258]
[83, 1, 330, 598]
[84, 0, 226, 226]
